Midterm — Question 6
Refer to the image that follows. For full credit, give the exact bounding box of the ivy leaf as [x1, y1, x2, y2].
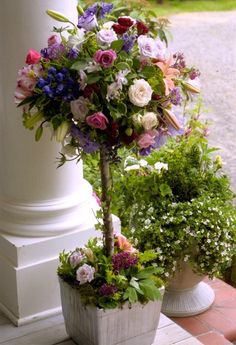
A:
[111, 39, 124, 52]
[116, 62, 130, 70]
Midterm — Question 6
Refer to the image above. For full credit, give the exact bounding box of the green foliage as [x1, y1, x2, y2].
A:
[58, 236, 163, 309]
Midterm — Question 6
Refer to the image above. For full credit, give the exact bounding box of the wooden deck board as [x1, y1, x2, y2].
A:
[0, 312, 203, 345]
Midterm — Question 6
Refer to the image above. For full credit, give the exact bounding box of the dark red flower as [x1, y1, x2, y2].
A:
[112, 24, 129, 35]
[83, 84, 99, 98]
[118, 17, 134, 28]
[136, 21, 149, 35]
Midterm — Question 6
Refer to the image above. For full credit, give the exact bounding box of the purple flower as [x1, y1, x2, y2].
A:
[173, 52, 186, 69]
[189, 68, 201, 80]
[112, 252, 138, 273]
[41, 43, 66, 60]
[139, 146, 153, 156]
[78, 11, 98, 31]
[71, 125, 100, 153]
[86, 3, 113, 18]
[99, 283, 118, 296]
[67, 48, 78, 60]
[170, 87, 182, 106]
[122, 33, 136, 53]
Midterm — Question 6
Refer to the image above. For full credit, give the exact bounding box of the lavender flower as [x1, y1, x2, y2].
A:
[71, 125, 100, 153]
[67, 48, 78, 60]
[170, 87, 182, 106]
[139, 146, 153, 156]
[78, 12, 98, 31]
[173, 52, 186, 69]
[86, 3, 113, 18]
[189, 68, 201, 80]
[112, 252, 138, 272]
[99, 283, 118, 296]
[122, 33, 136, 53]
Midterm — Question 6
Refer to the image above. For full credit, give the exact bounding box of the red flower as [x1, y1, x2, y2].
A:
[136, 21, 149, 35]
[25, 49, 41, 65]
[83, 84, 99, 98]
[118, 17, 134, 28]
[112, 23, 129, 35]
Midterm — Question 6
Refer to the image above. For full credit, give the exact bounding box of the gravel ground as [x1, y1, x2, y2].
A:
[169, 11, 236, 192]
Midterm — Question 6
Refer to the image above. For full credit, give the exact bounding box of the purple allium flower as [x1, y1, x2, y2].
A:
[99, 283, 118, 296]
[112, 252, 138, 273]
[70, 125, 100, 153]
[170, 87, 182, 106]
[122, 33, 136, 53]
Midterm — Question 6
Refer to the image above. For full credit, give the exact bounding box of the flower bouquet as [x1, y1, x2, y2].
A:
[15, 1, 200, 343]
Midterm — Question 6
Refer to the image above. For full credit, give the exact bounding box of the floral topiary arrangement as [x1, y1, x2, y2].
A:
[15, 0, 200, 308]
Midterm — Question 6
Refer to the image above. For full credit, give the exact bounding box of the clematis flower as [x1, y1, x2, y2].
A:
[155, 56, 180, 95]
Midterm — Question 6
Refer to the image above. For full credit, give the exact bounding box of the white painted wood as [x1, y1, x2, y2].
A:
[154, 323, 192, 345]
[0, 324, 68, 345]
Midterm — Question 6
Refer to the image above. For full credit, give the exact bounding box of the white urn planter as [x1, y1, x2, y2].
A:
[59, 278, 164, 345]
[161, 262, 215, 317]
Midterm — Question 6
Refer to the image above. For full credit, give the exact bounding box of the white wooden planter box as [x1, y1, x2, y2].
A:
[59, 278, 164, 345]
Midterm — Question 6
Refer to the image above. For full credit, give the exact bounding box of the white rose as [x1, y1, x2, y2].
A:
[96, 29, 118, 46]
[141, 112, 159, 131]
[128, 79, 153, 107]
[138, 35, 166, 59]
[70, 97, 90, 121]
[69, 251, 84, 268]
[76, 264, 95, 285]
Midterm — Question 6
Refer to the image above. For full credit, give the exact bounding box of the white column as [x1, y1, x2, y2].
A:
[0, 0, 121, 326]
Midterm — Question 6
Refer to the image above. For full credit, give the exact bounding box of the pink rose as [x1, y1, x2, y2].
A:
[76, 264, 95, 285]
[48, 35, 60, 46]
[25, 49, 41, 65]
[86, 112, 108, 130]
[137, 130, 158, 148]
[94, 49, 117, 68]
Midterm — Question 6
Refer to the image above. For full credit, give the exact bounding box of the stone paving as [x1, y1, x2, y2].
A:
[169, 11, 236, 192]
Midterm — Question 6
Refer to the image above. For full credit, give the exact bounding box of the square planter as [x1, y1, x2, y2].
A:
[59, 278, 164, 345]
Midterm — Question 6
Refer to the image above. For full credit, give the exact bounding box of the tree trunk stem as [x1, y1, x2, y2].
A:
[100, 146, 114, 256]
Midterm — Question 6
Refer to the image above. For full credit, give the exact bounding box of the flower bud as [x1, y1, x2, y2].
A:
[125, 128, 133, 136]
[77, 5, 84, 15]
[46, 10, 70, 23]
[183, 81, 200, 94]
[55, 122, 70, 143]
[163, 109, 182, 130]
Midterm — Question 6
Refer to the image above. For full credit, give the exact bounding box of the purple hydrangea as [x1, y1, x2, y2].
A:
[112, 252, 138, 273]
[70, 125, 100, 153]
[170, 87, 182, 106]
[99, 283, 118, 297]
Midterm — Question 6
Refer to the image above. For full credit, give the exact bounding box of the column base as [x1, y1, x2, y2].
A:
[0, 215, 120, 326]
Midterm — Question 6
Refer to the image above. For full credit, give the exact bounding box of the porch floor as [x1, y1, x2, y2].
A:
[0, 278, 235, 345]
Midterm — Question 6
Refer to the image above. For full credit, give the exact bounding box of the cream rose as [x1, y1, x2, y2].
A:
[70, 96, 89, 121]
[128, 79, 153, 107]
[141, 112, 159, 131]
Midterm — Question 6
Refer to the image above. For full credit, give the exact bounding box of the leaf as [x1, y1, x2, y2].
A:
[111, 39, 124, 52]
[140, 66, 156, 79]
[117, 102, 127, 116]
[46, 10, 70, 23]
[23, 112, 43, 129]
[71, 60, 89, 71]
[130, 278, 144, 295]
[86, 74, 102, 85]
[159, 183, 172, 197]
[123, 287, 138, 304]
[139, 280, 161, 301]
[136, 266, 160, 279]
[35, 126, 43, 141]
[116, 62, 130, 71]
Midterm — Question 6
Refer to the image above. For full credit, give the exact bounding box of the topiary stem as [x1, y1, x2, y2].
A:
[100, 146, 114, 257]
